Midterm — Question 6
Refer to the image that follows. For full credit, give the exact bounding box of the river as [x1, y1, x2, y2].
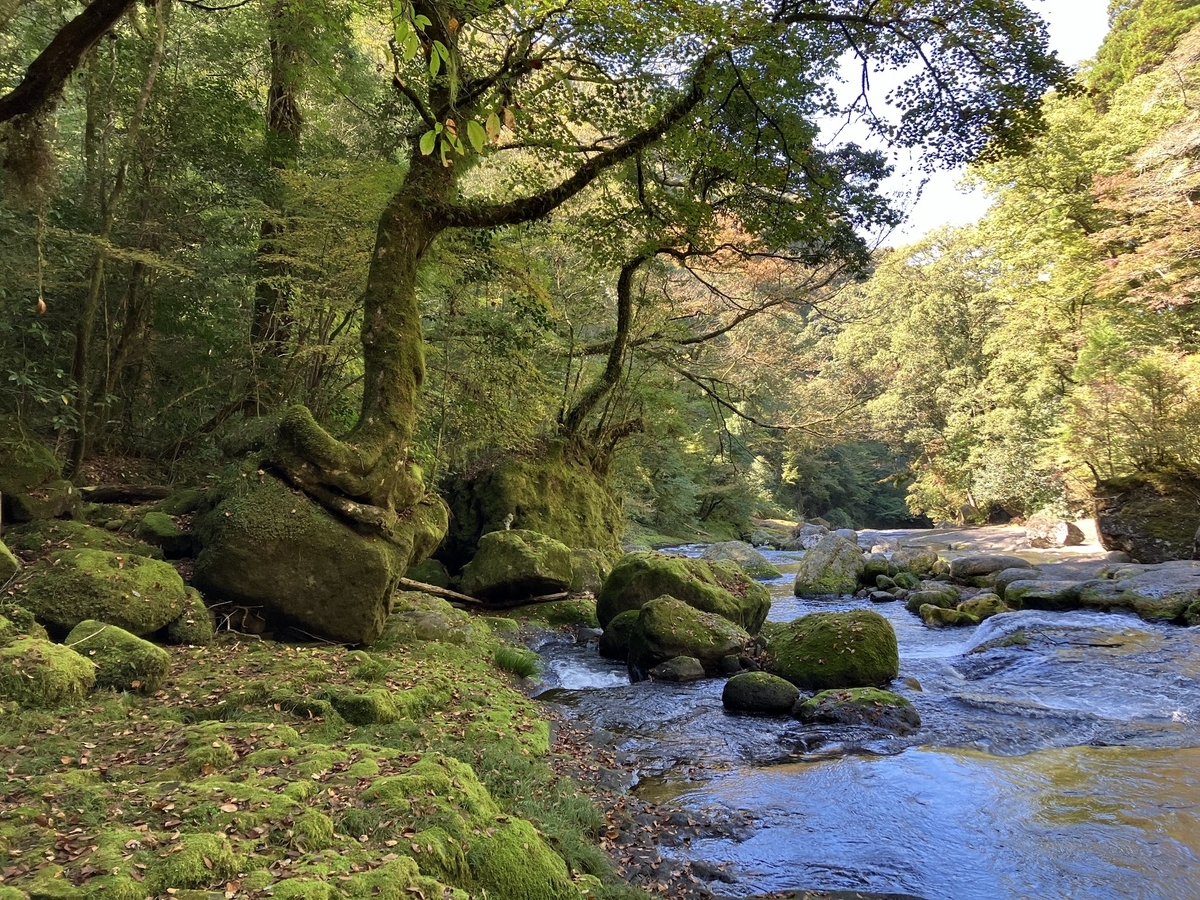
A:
[533, 542, 1200, 900]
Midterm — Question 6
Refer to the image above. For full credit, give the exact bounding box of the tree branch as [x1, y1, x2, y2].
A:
[435, 50, 720, 230]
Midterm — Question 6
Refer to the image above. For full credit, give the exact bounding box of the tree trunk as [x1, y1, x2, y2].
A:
[251, 2, 304, 405]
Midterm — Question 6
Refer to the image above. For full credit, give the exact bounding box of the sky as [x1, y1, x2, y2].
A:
[882, 0, 1112, 243]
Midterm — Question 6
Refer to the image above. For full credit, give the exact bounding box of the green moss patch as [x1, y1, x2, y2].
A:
[767, 609, 899, 691]
[64, 621, 170, 692]
[0, 637, 95, 707]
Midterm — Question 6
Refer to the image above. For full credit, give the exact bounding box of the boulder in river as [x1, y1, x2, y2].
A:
[722, 671, 799, 714]
[598, 609, 640, 660]
[1024, 512, 1086, 549]
[919, 604, 979, 627]
[957, 593, 1009, 621]
[649, 656, 706, 682]
[1094, 471, 1200, 563]
[890, 547, 939, 575]
[793, 533, 865, 597]
[459, 529, 575, 601]
[627, 596, 753, 682]
[786, 521, 829, 550]
[766, 609, 899, 691]
[949, 554, 1032, 581]
[793, 687, 921, 734]
[596, 551, 770, 633]
[700, 541, 781, 579]
[1002, 579, 1082, 610]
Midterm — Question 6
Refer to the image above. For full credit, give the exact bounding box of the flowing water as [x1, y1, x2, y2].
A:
[533, 542, 1200, 900]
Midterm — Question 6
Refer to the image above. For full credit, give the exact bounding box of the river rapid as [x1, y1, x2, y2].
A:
[533, 540, 1200, 900]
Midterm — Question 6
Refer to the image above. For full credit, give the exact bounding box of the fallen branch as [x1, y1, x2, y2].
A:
[397, 577, 483, 605]
[82, 484, 173, 504]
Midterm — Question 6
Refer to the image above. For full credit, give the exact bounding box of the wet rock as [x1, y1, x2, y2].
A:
[766, 609, 899, 691]
[919, 604, 979, 627]
[793, 533, 865, 597]
[862, 553, 891, 583]
[597, 551, 770, 633]
[15, 549, 187, 635]
[649, 656, 706, 682]
[65, 620, 170, 693]
[1025, 512, 1086, 548]
[1076, 562, 1200, 620]
[904, 590, 958, 614]
[834, 528, 859, 544]
[701, 541, 781, 579]
[1094, 471, 1200, 563]
[949, 554, 1032, 580]
[722, 671, 799, 714]
[869, 590, 897, 603]
[891, 547, 939, 575]
[893, 571, 921, 590]
[628, 596, 753, 681]
[1003, 579, 1082, 610]
[460, 528, 575, 601]
[598, 609, 640, 660]
[1106, 550, 1132, 563]
[786, 522, 829, 551]
[994, 566, 1041, 596]
[793, 687, 921, 734]
[876, 574, 897, 590]
[957, 593, 1009, 621]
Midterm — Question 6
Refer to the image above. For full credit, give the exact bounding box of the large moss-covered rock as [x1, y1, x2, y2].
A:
[596, 551, 770, 633]
[700, 541, 781, 579]
[626, 596, 752, 681]
[597, 608, 640, 660]
[891, 547, 939, 575]
[722, 671, 799, 714]
[767, 609, 899, 691]
[958, 592, 1009, 621]
[569, 548, 610, 594]
[195, 475, 445, 645]
[5, 480, 81, 523]
[792, 533, 865, 597]
[440, 442, 623, 570]
[0, 636, 95, 707]
[15, 549, 187, 635]
[65, 620, 170, 692]
[459, 529, 574, 602]
[0, 540, 18, 583]
[3, 519, 162, 560]
[1095, 471, 1200, 563]
[794, 687, 920, 734]
[904, 589, 959, 614]
[919, 604, 979, 627]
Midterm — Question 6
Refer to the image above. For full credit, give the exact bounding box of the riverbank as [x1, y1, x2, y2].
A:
[0, 593, 649, 900]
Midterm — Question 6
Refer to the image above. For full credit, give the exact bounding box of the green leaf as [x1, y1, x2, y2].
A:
[466, 119, 487, 152]
[402, 31, 419, 61]
[419, 129, 437, 155]
[429, 49, 441, 78]
[485, 112, 501, 142]
[413, 14, 431, 28]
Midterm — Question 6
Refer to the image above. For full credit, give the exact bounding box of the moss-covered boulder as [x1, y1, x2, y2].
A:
[792, 533, 865, 597]
[440, 441, 623, 570]
[459, 529, 574, 602]
[700, 541, 782, 579]
[0, 539, 18, 583]
[406, 557, 452, 588]
[0, 418, 61, 495]
[1095, 471, 1200, 563]
[376, 593, 490, 649]
[195, 475, 445, 645]
[596, 551, 770, 633]
[1075, 562, 1200, 621]
[153, 488, 205, 516]
[794, 687, 920, 734]
[626, 596, 753, 681]
[502, 597, 598, 628]
[15, 549, 186, 635]
[904, 589, 959, 614]
[65, 620, 170, 692]
[570, 548, 611, 594]
[166, 588, 215, 645]
[0, 604, 48, 645]
[5, 480, 82, 523]
[598, 608, 639, 660]
[722, 671, 800, 714]
[0, 636, 95, 707]
[919, 604, 979, 627]
[891, 547, 939, 575]
[766, 609, 899, 691]
[135, 511, 193, 558]
[3, 519, 162, 560]
[861, 552, 891, 583]
[1003, 579, 1083, 610]
[648, 656, 706, 682]
[957, 592, 1009, 621]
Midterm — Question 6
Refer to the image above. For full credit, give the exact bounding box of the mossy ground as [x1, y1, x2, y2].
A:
[0, 594, 643, 900]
